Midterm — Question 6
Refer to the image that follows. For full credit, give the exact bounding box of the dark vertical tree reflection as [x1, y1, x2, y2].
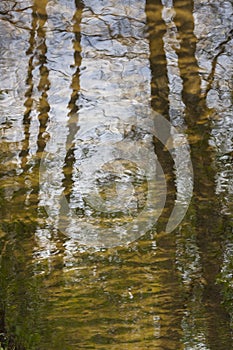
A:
[62, 1, 83, 202]
[174, 0, 233, 348]
[145, 1, 183, 348]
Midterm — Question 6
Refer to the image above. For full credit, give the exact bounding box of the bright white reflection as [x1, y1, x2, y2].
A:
[39, 0, 193, 249]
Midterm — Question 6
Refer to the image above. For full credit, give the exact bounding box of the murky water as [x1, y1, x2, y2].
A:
[0, 0, 233, 349]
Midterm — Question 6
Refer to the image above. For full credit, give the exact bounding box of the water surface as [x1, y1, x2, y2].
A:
[0, 0, 233, 349]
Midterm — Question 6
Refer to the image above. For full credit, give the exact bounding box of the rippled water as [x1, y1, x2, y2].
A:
[0, 0, 233, 349]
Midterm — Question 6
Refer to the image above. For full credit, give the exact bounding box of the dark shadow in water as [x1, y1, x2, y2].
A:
[174, 0, 233, 348]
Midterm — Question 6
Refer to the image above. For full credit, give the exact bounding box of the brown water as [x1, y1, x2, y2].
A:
[0, 0, 233, 349]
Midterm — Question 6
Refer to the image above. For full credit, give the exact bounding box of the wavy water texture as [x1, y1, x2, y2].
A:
[0, 0, 232, 349]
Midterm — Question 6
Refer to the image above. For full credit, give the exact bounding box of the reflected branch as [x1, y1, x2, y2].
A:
[204, 28, 233, 99]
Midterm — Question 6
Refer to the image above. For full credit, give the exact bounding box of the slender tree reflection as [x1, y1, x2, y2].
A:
[62, 0, 83, 202]
[18, 0, 50, 210]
